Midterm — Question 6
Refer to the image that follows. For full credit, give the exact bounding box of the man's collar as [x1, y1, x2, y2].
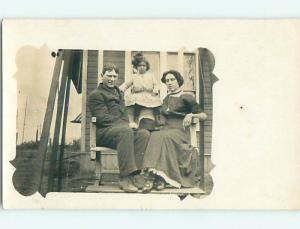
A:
[98, 83, 122, 97]
[98, 83, 117, 91]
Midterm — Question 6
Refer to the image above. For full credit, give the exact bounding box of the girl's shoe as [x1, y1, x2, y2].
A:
[154, 176, 166, 191]
[142, 171, 155, 193]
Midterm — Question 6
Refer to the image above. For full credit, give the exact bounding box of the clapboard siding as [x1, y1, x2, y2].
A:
[199, 48, 217, 161]
[85, 50, 126, 151]
[85, 50, 99, 152]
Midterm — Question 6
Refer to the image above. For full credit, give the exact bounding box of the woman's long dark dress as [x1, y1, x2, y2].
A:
[142, 91, 201, 188]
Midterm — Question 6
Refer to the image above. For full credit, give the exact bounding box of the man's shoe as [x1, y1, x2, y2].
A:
[119, 176, 138, 193]
[130, 174, 145, 190]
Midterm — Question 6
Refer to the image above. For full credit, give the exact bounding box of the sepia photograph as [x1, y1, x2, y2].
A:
[3, 19, 300, 209]
[12, 47, 216, 199]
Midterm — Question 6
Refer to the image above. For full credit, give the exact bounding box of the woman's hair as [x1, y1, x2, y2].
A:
[101, 63, 119, 75]
[161, 70, 184, 87]
[132, 52, 150, 70]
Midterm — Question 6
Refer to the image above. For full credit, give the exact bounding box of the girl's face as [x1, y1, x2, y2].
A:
[165, 74, 180, 92]
[137, 61, 147, 74]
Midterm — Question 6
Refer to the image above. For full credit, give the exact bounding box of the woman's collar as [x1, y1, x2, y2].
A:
[168, 88, 182, 95]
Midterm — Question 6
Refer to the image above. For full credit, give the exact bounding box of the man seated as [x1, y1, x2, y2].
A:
[88, 63, 150, 193]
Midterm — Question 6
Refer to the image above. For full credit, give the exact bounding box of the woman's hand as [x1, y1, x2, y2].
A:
[198, 112, 207, 121]
[183, 113, 193, 129]
[183, 112, 207, 129]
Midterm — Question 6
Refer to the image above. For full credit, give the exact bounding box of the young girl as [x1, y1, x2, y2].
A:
[120, 52, 162, 129]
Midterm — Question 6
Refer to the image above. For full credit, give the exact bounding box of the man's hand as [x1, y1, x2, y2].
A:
[129, 122, 138, 129]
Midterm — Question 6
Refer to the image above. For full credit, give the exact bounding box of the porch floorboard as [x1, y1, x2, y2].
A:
[86, 184, 205, 194]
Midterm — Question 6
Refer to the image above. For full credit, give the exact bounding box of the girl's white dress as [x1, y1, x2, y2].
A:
[120, 72, 162, 108]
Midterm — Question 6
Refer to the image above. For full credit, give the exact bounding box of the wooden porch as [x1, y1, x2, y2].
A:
[86, 184, 205, 195]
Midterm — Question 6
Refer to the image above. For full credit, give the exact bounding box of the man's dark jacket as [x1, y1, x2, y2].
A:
[88, 83, 129, 128]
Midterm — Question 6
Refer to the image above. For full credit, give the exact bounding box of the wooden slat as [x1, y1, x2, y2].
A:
[87, 86, 98, 90]
[91, 147, 117, 153]
[198, 48, 206, 188]
[90, 118, 97, 149]
[81, 50, 88, 152]
[87, 82, 98, 87]
[47, 50, 71, 192]
[57, 76, 72, 191]
[38, 50, 63, 195]
[88, 66, 98, 72]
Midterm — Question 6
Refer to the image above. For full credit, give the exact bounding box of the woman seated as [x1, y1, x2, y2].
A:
[142, 70, 207, 193]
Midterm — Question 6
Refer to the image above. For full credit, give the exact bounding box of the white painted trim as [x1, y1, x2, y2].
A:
[98, 50, 103, 84]
[178, 49, 184, 75]
[81, 50, 88, 153]
[195, 49, 201, 131]
[124, 51, 131, 81]
[159, 51, 167, 100]
[195, 49, 200, 103]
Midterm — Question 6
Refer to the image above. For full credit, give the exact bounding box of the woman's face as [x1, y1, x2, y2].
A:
[165, 74, 180, 92]
[137, 61, 147, 74]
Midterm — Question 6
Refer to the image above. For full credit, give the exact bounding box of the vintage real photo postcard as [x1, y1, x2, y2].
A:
[2, 19, 300, 209]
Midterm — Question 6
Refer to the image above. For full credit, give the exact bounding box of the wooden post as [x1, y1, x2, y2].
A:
[81, 50, 88, 153]
[195, 49, 200, 103]
[47, 50, 71, 193]
[38, 50, 63, 195]
[57, 76, 72, 191]
[198, 48, 206, 190]
[79, 50, 88, 175]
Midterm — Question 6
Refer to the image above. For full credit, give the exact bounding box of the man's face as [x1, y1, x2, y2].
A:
[101, 69, 118, 87]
